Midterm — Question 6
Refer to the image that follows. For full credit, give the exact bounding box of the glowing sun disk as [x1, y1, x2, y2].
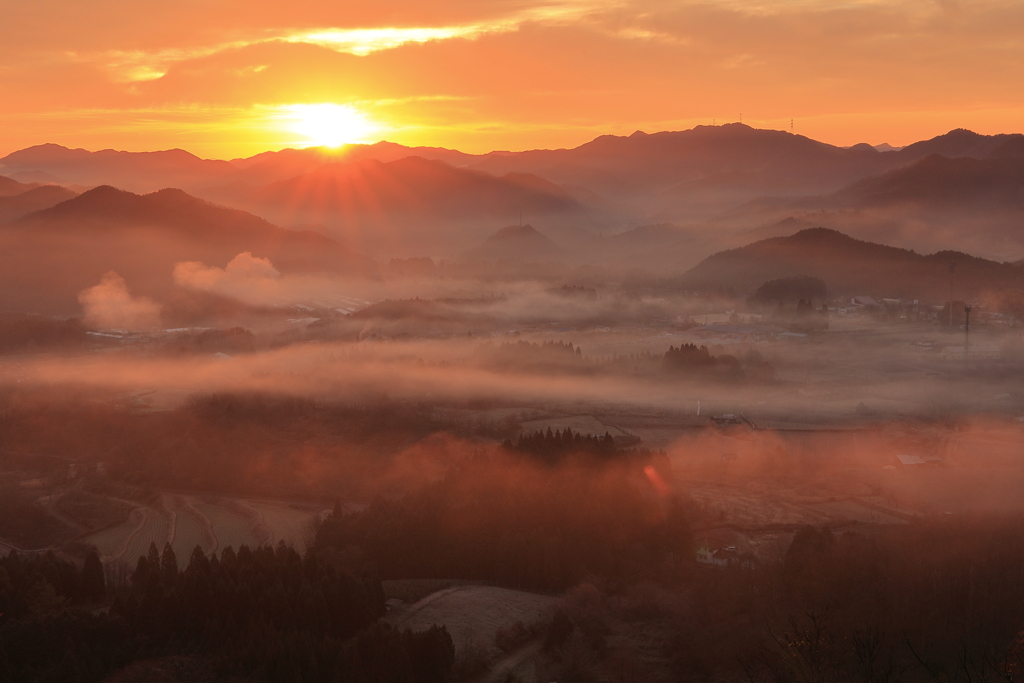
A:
[283, 103, 377, 147]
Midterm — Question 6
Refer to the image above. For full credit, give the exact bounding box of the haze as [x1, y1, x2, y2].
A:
[3, 2, 1024, 683]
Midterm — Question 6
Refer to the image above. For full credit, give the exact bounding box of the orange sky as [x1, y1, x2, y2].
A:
[1, 0, 1022, 158]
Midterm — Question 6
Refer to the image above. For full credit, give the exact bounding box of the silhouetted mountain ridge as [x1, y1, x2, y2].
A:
[0, 175, 38, 197]
[681, 227, 1024, 301]
[0, 185, 77, 222]
[835, 154, 1024, 210]
[0, 186, 377, 314]
[0, 144, 236, 192]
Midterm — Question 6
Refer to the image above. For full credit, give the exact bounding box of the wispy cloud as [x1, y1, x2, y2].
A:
[78, 1, 612, 82]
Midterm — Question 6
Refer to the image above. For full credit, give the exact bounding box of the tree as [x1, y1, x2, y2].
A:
[82, 550, 105, 601]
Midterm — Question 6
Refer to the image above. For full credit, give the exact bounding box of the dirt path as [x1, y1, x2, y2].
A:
[390, 586, 475, 627]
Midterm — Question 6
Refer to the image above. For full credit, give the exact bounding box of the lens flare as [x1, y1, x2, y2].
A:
[282, 103, 378, 147]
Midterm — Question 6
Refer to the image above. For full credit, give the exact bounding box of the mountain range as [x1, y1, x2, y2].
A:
[678, 227, 1024, 302]
[0, 185, 376, 314]
[1, 171, 1021, 317]
[2, 123, 1023, 268]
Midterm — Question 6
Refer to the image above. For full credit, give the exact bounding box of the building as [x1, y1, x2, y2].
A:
[696, 538, 741, 567]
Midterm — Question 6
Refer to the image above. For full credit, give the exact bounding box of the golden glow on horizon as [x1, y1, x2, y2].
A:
[280, 104, 379, 147]
[3, 0, 1022, 156]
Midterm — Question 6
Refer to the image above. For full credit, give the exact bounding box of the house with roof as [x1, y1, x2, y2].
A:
[696, 538, 741, 567]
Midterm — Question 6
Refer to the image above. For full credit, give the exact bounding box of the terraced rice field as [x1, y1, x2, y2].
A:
[396, 586, 557, 656]
[122, 509, 170, 562]
[170, 510, 211, 564]
[83, 497, 317, 567]
[84, 508, 169, 565]
[246, 502, 317, 551]
[192, 501, 260, 552]
[83, 509, 145, 561]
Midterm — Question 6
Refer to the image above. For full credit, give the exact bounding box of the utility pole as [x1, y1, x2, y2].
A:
[948, 262, 956, 329]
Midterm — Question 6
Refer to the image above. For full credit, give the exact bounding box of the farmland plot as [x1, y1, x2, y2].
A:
[245, 502, 317, 551]
[84, 508, 146, 561]
[396, 586, 557, 657]
[166, 496, 218, 564]
[809, 499, 908, 525]
[86, 508, 169, 564]
[170, 510, 213, 564]
[192, 501, 260, 551]
[121, 509, 170, 564]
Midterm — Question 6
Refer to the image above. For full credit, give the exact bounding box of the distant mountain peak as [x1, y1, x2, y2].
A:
[787, 226, 858, 243]
[492, 224, 544, 239]
[461, 224, 565, 263]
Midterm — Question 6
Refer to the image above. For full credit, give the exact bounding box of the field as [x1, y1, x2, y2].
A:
[246, 502, 318, 551]
[52, 490, 134, 533]
[83, 508, 145, 561]
[191, 500, 261, 552]
[170, 506, 216, 563]
[84, 507, 169, 564]
[393, 586, 558, 657]
[123, 509, 170, 561]
[79, 495, 316, 567]
[383, 579, 467, 604]
[808, 499, 908, 525]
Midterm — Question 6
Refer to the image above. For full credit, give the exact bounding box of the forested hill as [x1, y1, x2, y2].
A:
[679, 227, 1024, 301]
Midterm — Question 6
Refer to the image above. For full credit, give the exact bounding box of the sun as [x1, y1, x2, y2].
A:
[283, 103, 378, 147]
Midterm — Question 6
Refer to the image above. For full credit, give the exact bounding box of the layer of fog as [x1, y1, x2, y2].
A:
[4, 331, 1022, 422]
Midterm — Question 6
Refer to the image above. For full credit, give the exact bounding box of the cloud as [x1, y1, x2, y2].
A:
[174, 252, 282, 304]
[172, 251, 375, 310]
[78, 271, 162, 330]
[65, 1, 608, 83]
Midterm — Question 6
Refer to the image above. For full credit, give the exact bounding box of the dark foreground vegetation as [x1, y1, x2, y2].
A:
[315, 452, 687, 592]
[5, 436, 1024, 681]
[556, 523, 1024, 683]
[0, 543, 454, 683]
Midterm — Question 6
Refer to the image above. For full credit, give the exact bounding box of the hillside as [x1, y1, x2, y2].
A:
[460, 224, 566, 263]
[243, 156, 583, 220]
[0, 186, 377, 313]
[680, 227, 1024, 301]
[892, 129, 1024, 163]
[469, 124, 887, 195]
[0, 184, 77, 222]
[0, 144, 236, 193]
[229, 141, 480, 185]
[0, 175, 38, 197]
[834, 154, 1024, 211]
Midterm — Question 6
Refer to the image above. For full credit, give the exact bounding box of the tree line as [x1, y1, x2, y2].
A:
[0, 542, 455, 683]
[314, 452, 692, 592]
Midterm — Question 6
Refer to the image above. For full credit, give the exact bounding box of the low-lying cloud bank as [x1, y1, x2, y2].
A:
[78, 271, 162, 330]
